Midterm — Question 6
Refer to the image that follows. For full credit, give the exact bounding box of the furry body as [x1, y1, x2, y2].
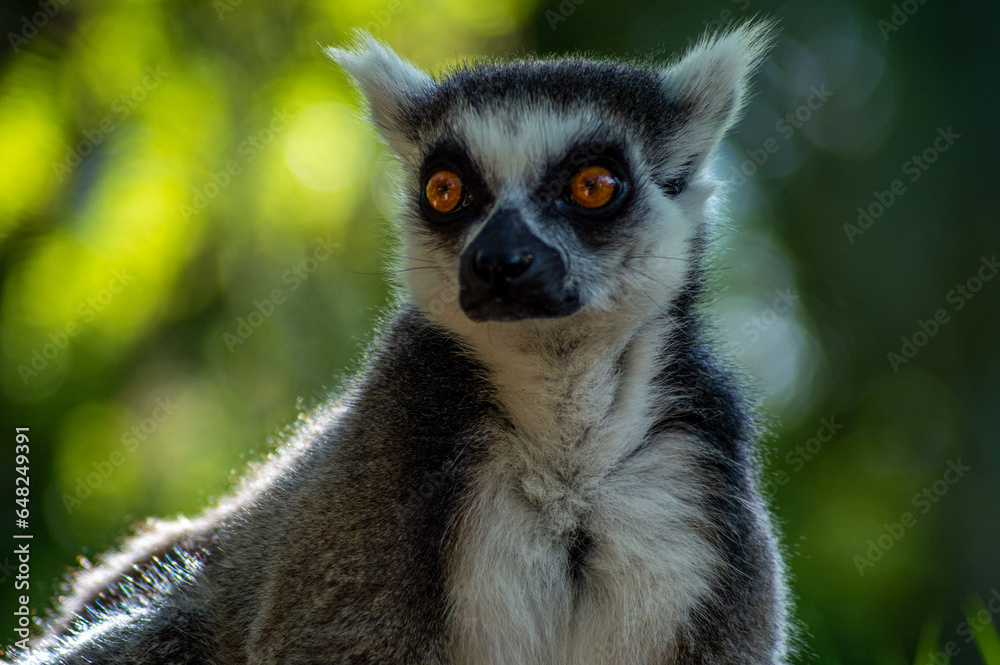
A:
[7, 24, 789, 664]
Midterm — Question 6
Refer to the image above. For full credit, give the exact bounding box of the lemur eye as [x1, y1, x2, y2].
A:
[570, 166, 618, 209]
[425, 170, 464, 214]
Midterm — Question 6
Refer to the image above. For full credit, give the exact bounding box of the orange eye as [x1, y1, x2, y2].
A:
[570, 166, 617, 209]
[425, 170, 464, 213]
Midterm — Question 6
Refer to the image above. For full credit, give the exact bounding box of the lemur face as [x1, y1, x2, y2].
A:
[417, 137, 633, 323]
[410, 115, 665, 325]
[328, 25, 774, 336]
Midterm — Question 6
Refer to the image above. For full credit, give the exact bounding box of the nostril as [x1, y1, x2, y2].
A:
[471, 250, 492, 283]
[473, 249, 533, 284]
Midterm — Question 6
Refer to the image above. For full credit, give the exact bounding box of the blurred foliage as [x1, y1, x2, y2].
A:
[0, 0, 998, 663]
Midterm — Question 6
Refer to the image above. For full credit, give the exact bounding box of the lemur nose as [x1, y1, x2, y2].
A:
[472, 248, 533, 285]
[459, 208, 575, 320]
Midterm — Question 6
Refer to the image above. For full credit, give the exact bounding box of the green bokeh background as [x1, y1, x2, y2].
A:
[1, 0, 998, 662]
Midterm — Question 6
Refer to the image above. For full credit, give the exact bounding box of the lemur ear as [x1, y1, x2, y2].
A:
[325, 33, 435, 156]
[658, 21, 777, 184]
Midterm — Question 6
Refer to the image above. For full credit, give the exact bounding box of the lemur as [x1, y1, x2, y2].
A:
[6, 22, 791, 664]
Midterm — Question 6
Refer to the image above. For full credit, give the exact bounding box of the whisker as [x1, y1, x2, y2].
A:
[336, 266, 440, 277]
[621, 272, 665, 311]
[622, 270, 686, 317]
[399, 255, 440, 265]
[624, 254, 686, 262]
[623, 265, 669, 290]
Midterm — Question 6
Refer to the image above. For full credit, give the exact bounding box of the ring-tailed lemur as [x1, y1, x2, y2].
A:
[6, 22, 791, 665]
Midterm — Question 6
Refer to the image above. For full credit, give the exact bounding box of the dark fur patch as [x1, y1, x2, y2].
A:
[537, 141, 639, 249]
[242, 306, 494, 662]
[414, 59, 684, 141]
[647, 301, 783, 657]
[417, 139, 496, 252]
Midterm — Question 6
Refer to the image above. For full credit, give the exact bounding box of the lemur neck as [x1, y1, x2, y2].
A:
[466, 314, 667, 451]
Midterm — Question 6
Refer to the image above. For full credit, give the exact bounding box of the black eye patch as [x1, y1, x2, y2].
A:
[416, 141, 494, 250]
[532, 141, 637, 248]
[535, 141, 634, 216]
[418, 141, 492, 222]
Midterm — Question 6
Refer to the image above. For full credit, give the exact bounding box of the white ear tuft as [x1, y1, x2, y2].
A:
[325, 32, 435, 154]
[660, 20, 778, 179]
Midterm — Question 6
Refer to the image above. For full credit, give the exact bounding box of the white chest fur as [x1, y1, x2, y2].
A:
[445, 325, 722, 665]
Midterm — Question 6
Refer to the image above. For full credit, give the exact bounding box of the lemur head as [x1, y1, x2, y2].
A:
[328, 24, 774, 345]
